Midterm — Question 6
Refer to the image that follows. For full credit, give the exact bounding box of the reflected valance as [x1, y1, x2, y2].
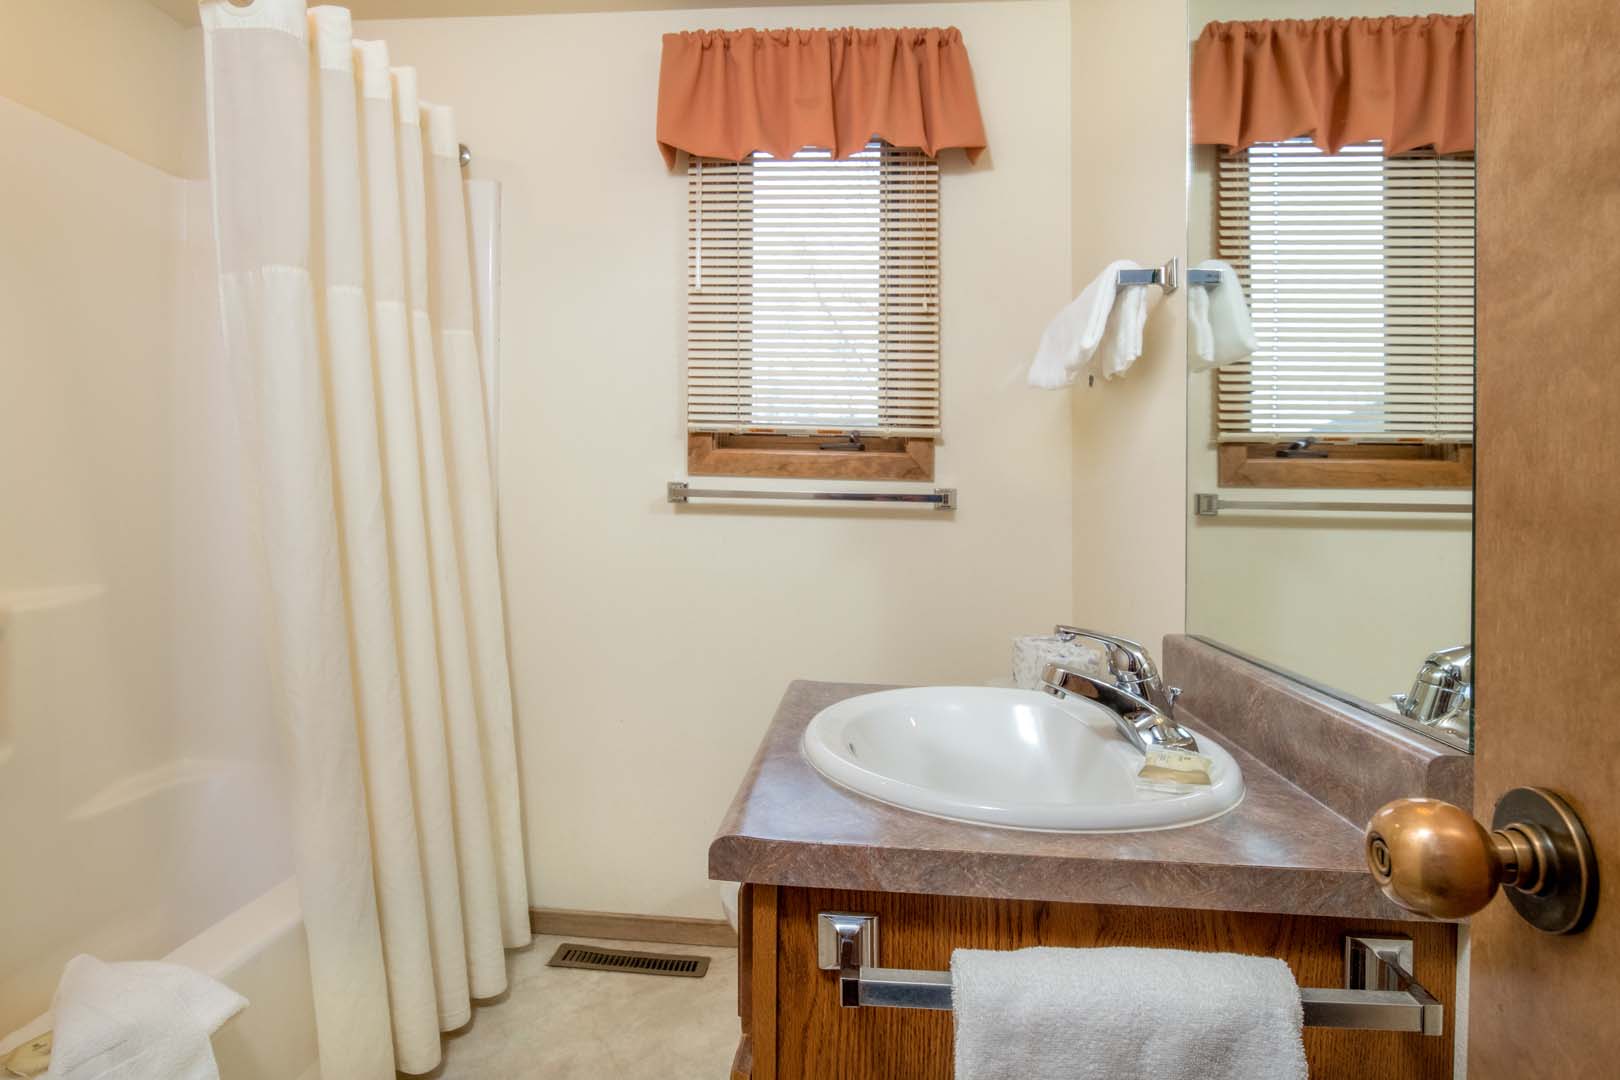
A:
[1192, 15, 1474, 154]
[656, 27, 988, 168]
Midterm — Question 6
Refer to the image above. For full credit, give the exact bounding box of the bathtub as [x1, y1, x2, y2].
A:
[0, 879, 320, 1080]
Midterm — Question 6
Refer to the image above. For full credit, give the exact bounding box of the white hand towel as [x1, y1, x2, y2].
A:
[1188, 277, 1215, 366]
[1028, 259, 1136, 388]
[44, 956, 247, 1080]
[951, 946, 1305, 1080]
[1188, 259, 1256, 371]
[1098, 282, 1149, 380]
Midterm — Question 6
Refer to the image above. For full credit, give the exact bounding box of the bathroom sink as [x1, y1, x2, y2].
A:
[801, 687, 1245, 832]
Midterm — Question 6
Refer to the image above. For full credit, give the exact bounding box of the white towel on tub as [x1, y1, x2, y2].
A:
[951, 946, 1305, 1080]
[43, 955, 247, 1080]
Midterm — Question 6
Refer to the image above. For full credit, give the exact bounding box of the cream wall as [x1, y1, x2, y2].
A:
[1066, 0, 1189, 654]
[1, 0, 204, 178]
[361, 1, 1075, 918]
[0, 95, 292, 1032]
[1184, 0, 1474, 706]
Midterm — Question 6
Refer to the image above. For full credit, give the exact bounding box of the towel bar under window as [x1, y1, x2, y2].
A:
[668, 482, 956, 510]
[815, 912, 1444, 1035]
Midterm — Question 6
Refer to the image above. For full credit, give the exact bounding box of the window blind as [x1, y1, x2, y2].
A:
[1215, 139, 1475, 443]
[686, 141, 941, 438]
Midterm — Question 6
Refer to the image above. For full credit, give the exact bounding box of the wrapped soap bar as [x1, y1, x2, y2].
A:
[1011, 634, 1106, 690]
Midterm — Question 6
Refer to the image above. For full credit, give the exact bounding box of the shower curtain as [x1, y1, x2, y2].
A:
[199, 4, 528, 1076]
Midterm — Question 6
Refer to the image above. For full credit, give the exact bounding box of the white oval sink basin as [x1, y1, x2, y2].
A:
[802, 686, 1245, 832]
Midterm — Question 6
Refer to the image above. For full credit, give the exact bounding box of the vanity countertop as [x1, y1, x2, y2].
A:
[710, 679, 1426, 921]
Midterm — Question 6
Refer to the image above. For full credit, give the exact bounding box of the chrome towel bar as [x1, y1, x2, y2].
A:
[1195, 493, 1472, 517]
[1114, 259, 1224, 294]
[1116, 257, 1180, 294]
[816, 913, 1444, 1036]
[668, 482, 956, 510]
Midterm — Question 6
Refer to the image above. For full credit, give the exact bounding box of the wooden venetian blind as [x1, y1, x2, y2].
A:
[686, 140, 941, 438]
[1215, 139, 1475, 443]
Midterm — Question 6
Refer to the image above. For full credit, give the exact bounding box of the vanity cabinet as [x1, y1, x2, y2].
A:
[731, 886, 1457, 1080]
[715, 677, 1469, 1080]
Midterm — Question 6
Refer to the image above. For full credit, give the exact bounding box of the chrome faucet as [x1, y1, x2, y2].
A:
[1039, 626, 1199, 755]
[1391, 644, 1472, 737]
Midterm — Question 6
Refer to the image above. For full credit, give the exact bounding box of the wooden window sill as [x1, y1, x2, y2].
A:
[1218, 442, 1473, 489]
[688, 433, 934, 481]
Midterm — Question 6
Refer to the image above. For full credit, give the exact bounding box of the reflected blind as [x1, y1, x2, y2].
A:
[686, 141, 941, 438]
[1216, 139, 1475, 443]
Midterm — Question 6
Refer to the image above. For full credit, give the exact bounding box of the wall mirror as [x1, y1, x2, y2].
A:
[1184, 2, 1475, 750]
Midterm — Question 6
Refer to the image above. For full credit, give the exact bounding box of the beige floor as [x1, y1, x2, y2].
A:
[417, 935, 739, 1079]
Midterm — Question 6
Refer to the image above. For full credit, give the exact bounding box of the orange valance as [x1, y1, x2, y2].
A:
[1192, 15, 1474, 155]
[656, 27, 988, 168]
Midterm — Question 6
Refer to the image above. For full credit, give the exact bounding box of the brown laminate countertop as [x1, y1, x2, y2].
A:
[710, 680, 1424, 921]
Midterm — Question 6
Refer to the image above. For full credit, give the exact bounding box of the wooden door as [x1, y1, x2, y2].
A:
[1472, 1, 1620, 1074]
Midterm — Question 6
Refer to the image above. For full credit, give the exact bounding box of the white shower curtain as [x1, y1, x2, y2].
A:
[199, 4, 528, 1076]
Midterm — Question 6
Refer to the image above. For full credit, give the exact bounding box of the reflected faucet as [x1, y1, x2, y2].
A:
[1392, 644, 1472, 738]
[1038, 626, 1199, 755]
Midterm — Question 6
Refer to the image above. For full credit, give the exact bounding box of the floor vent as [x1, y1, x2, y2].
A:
[545, 943, 710, 979]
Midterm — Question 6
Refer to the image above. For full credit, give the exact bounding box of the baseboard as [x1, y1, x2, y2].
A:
[529, 907, 738, 949]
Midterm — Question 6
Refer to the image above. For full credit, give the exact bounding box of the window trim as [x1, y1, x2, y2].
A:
[1217, 440, 1472, 489]
[687, 433, 934, 481]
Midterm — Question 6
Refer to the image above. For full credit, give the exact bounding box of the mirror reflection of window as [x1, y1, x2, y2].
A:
[1184, 7, 1476, 751]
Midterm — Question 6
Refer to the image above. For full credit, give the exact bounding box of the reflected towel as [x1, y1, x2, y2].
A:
[1028, 260, 1136, 388]
[1188, 259, 1256, 371]
[44, 955, 246, 1080]
[951, 946, 1305, 1080]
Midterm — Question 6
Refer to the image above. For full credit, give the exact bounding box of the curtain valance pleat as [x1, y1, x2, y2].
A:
[656, 26, 988, 167]
[1192, 15, 1474, 155]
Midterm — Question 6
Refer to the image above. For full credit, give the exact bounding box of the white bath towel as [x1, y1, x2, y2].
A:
[1028, 259, 1136, 388]
[43, 955, 247, 1080]
[1188, 259, 1256, 371]
[951, 946, 1305, 1080]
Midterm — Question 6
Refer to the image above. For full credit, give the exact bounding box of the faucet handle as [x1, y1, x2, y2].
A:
[1164, 686, 1182, 719]
[1053, 625, 1162, 693]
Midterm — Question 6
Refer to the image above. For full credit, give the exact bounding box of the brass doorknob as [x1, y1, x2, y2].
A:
[1364, 787, 1597, 934]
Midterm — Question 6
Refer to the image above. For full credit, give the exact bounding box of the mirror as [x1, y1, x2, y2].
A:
[1184, 3, 1475, 750]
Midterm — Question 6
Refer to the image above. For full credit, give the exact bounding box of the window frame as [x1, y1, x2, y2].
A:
[1212, 139, 1475, 490]
[683, 141, 940, 481]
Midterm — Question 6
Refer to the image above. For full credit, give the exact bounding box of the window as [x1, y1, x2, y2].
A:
[684, 140, 940, 480]
[1214, 138, 1475, 488]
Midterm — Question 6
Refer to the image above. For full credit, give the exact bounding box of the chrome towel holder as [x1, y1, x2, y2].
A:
[816, 912, 1444, 1035]
[1115, 257, 1223, 294]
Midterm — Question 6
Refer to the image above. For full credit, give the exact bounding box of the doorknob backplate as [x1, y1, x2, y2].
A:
[1491, 787, 1598, 934]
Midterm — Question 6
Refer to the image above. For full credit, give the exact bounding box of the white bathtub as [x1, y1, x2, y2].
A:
[0, 879, 320, 1080]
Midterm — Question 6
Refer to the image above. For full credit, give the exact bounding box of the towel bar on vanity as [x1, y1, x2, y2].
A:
[816, 913, 1444, 1036]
